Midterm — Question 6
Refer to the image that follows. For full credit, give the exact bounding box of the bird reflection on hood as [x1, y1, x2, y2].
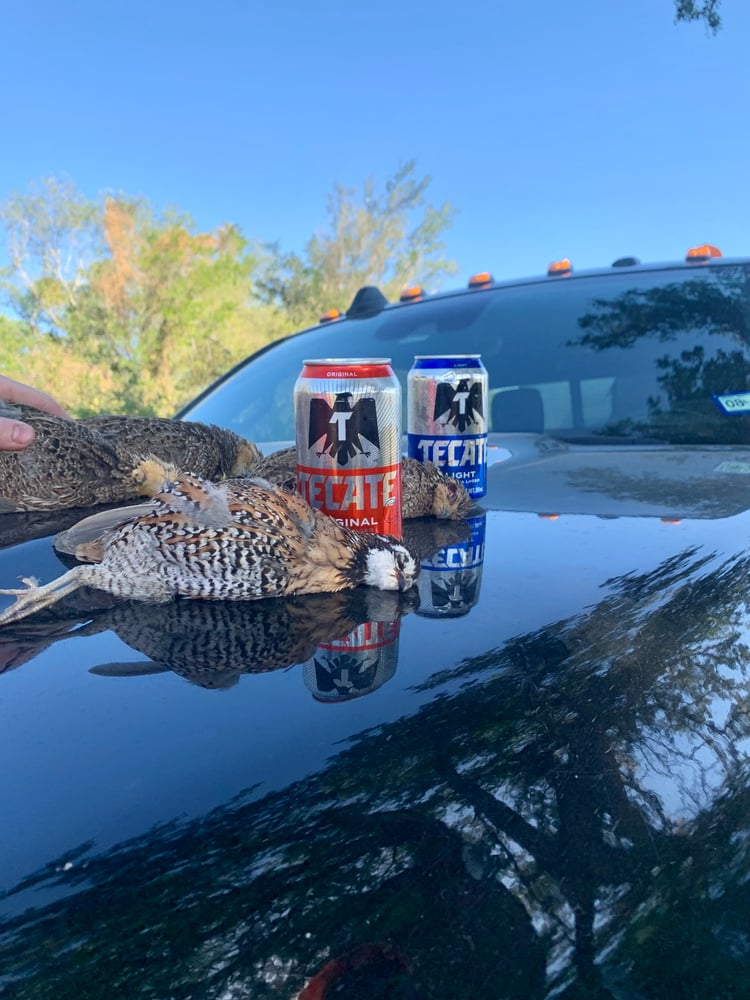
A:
[0, 586, 419, 688]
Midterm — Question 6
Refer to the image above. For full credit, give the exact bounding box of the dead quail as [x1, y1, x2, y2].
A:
[0, 472, 418, 625]
[0, 404, 261, 512]
[54, 500, 472, 566]
[81, 414, 261, 480]
[399, 455, 473, 519]
[251, 447, 473, 519]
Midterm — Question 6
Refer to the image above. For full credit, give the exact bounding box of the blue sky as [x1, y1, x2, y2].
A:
[2, 0, 748, 287]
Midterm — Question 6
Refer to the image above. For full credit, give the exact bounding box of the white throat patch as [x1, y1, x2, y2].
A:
[363, 545, 417, 591]
[363, 548, 401, 590]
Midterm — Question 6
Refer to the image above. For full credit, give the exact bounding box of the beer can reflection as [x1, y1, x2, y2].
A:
[416, 512, 486, 618]
[303, 620, 400, 701]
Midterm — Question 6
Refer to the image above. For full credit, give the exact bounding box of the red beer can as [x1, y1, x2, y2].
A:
[294, 359, 402, 537]
[303, 619, 401, 702]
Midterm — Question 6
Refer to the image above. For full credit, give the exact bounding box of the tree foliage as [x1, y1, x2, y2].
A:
[674, 0, 722, 31]
[0, 181, 275, 414]
[257, 160, 457, 327]
[0, 177, 103, 336]
[0, 165, 456, 416]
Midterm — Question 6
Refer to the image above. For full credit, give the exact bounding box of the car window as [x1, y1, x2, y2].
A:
[182, 263, 750, 447]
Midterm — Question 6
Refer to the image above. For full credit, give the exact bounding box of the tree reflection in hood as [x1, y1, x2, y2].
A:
[2, 545, 750, 998]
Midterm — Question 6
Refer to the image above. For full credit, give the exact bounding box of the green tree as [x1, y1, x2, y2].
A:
[0, 176, 103, 338]
[258, 160, 457, 327]
[674, 0, 722, 31]
[0, 181, 284, 415]
[1, 165, 458, 416]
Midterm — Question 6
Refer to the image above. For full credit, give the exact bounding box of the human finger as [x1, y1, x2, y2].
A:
[0, 376, 71, 419]
[0, 417, 36, 451]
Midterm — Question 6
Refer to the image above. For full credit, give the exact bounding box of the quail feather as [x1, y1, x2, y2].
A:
[0, 472, 418, 626]
[53, 499, 468, 593]
[0, 404, 262, 512]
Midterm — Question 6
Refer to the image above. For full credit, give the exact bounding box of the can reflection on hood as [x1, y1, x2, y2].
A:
[304, 619, 401, 702]
[416, 511, 486, 618]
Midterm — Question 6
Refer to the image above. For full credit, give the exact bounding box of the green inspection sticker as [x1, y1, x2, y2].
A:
[714, 392, 750, 414]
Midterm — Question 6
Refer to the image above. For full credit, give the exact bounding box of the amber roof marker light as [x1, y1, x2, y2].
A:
[468, 271, 494, 289]
[399, 284, 424, 302]
[547, 258, 573, 277]
[686, 244, 722, 262]
[319, 308, 341, 323]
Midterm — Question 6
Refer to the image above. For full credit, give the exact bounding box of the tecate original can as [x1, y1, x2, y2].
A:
[407, 355, 488, 498]
[295, 359, 402, 537]
[303, 620, 400, 702]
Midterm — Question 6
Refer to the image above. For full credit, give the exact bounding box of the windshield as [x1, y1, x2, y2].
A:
[182, 263, 750, 447]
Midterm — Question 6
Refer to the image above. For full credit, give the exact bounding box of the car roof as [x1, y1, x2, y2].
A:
[329, 253, 750, 320]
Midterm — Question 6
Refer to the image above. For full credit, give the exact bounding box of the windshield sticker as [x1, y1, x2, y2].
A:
[714, 460, 750, 475]
[713, 392, 750, 415]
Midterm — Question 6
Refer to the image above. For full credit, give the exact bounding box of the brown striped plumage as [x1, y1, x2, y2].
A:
[0, 473, 418, 625]
[81, 413, 262, 479]
[54, 501, 472, 566]
[0, 404, 261, 512]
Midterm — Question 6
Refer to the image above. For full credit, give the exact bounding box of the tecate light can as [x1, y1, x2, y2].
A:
[303, 620, 400, 702]
[295, 359, 402, 537]
[416, 512, 486, 618]
[407, 355, 488, 498]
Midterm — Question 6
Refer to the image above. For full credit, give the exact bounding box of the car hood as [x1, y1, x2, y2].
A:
[484, 432, 750, 518]
[1, 447, 749, 997]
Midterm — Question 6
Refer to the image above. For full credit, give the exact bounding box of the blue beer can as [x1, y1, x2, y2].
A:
[407, 355, 488, 498]
[416, 512, 486, 618]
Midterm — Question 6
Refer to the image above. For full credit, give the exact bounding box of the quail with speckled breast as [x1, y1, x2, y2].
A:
[0, 404, 261, 512]
[0, 472, 418, 626]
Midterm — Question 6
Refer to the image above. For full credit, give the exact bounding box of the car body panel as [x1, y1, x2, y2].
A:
[2, 486, 749, 996]
[2, 257, 750, 997]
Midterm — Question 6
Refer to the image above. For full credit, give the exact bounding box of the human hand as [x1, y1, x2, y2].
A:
[0, 376, 71, 451]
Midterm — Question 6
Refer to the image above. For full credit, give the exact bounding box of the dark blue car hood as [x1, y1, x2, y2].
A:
[1, 441, 749, 998]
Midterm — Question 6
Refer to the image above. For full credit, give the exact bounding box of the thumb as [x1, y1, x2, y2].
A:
[0, 418, 36, 451]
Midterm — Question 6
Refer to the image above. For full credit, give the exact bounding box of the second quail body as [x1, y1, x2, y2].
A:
[82, 414, 261, 480]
